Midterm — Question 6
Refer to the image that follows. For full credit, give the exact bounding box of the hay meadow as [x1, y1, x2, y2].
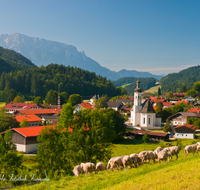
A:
[6, 138, 200, 190]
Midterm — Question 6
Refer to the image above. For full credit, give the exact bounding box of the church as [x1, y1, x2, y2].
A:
[130, 79, 161, 127]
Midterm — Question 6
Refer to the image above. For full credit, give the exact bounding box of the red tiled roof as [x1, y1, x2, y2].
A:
[12, 126, 47, 137]
[187, 108, 200, 113]
[80, 102, 95, 109]
[4, 103, 38, 110]
[19, 108, 61, 115]
[15, 114, 42, 123]
[177, 101, 188, 104]
[124, 108, 131, 111]
[174, 124, 198, 130]
[163, 102, 174, 106]
[10, 125, 89, 137]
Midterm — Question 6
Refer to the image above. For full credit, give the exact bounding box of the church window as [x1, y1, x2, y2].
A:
[149, 118, 150, 124]
[143, 118, 145, 124]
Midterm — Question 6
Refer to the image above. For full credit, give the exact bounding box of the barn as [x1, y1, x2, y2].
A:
[173, 124, 198, 139]
[3, 126, 46, 153]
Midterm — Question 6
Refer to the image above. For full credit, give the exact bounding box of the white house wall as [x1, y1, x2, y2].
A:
[15, 143, 39, 153]
[175, 133, 194, 139]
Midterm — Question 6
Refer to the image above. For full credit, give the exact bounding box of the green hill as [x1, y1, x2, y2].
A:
[0, 46, 36, 75]
[113, 77, 157, 95]
[160, 65, 200, 93]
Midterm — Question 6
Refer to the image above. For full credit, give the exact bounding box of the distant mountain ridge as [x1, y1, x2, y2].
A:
[0, 33, 163, 80]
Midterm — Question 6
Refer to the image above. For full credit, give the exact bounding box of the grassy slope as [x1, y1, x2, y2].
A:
[0, 102, 5, 107]
[121, 83, 131, 88]
[144, 85, 161, 93]
[11, 139, 200, 190]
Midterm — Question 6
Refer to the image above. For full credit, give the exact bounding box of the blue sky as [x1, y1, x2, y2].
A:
[1, 0, 200, 75]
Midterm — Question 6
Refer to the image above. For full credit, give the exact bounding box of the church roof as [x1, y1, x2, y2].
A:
[140, 98, 156, 113]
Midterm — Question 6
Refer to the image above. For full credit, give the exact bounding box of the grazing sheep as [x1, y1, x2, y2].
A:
[96, 162, 107, 172]
[196, 142, 200, 146]
[197, 145, 200, 154]
[167, 146, 181, 160]
[154, 147, 163, 154]
[113, 156, 124, 170]
[138, 151, 149, 164]
[73, 165, 83, 177]
[130, 154, 141, 168]
[122, 155, 132, 168]
[107, 157, 118, 171]
[157, 149, 169, 164]
[185, 144, 198, 157]
[146, 151, 156, 162]
[80, 162, 96, 174]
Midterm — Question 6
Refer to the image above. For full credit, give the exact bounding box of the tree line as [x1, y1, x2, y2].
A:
[0, 64, 125, 101]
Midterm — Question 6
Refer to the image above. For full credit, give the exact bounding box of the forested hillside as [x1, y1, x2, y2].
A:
[0, 64, 124, 99]
[160, 65, 200, 93]
[113, 77, 157, 95]
[0, 46, 36, 70]
[0, 58, 15, 75]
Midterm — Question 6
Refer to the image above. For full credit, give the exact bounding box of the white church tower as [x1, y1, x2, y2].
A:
[131, 78, 142, 126]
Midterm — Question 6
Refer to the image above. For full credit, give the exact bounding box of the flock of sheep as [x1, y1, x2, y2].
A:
[73, 142, 200, 177]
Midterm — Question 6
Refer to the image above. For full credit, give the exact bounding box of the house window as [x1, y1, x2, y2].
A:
[143, 118, 145, 124]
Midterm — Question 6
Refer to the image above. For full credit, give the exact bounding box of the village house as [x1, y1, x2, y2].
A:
[88, 94, 100, 105]
[73, 102, 95, 112]
[41, 115, 60, 124]
[15, 114, 43, 127]
[173, 124, 197, 139]
[4, 102, 43, 114]
[168, 112, 200, 126]
[15, 108, 61, 118]
[107, 101, 123, 111]
[116, 98, 134, 106]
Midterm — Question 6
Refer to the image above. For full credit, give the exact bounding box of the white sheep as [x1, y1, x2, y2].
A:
[122, 155, 132, 168]
[107, 157, 117, 171]
[80, 162, 96, 174]
[96, 162, 107, 172]
[157, 149, 169, 164]
[130, 153, 141, 168]
[138, 151, 151, 164]
[73, 165, 84, 177]
[185, 144, 198, 157]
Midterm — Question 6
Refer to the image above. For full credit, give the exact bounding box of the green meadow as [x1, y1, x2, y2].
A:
[144, 85, 161, 93]
[9, 139, 200, 190]
[0, 102, 5, 107]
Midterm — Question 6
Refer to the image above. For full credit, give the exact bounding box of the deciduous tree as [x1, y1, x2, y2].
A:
[68, 94, 82, 106]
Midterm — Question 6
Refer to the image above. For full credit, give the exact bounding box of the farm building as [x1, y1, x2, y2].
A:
[126, 130, 170, 141]
[173, 124, 198, 139]
[1, 126, 46, 153]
